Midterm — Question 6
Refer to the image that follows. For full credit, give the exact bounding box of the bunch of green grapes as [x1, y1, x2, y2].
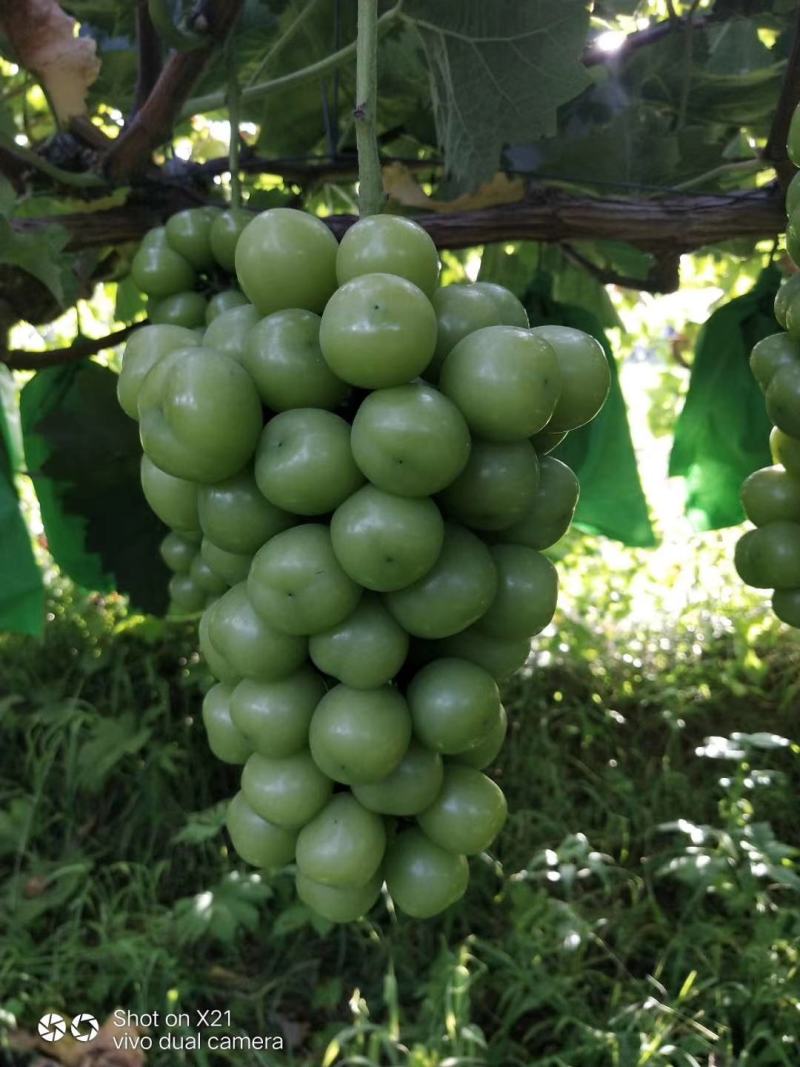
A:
[123, 204, 251, 612]
[132, 205, 251, 329]
[119, 205, 610, 922]
[736, 105, 800, 627]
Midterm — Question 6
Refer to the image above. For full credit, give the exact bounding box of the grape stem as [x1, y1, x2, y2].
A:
[226, 29, 242, 210]
[180, 3, 402, 120]
[355, 0, 384, 218]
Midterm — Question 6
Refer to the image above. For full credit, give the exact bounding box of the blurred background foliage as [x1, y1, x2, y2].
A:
[1, 0, 799, 1062]
[2, 0, 799, 627]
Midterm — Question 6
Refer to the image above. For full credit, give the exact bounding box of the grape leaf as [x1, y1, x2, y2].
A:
[510, 113, 724, 192]
[669, 266, 777, 531]
[479, 241, 620, 330]
[405, 0, 592, 191]
[20, 361, 169, 613]
[0, 368, 44, 636]
[705, 16, 772, 75]
[623, 25, 784, 130]
[0, 218, 71, 306]
[244, 3, 425, 158]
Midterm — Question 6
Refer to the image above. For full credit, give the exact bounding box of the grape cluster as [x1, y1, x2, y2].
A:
[120, 205, 610, 922]
[132, 206, 252, 330]
[736, 106, 800, 628]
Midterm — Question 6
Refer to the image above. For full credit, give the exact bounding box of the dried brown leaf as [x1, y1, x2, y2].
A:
[1, 0, 100, 121]
[382, 164, 524, 214]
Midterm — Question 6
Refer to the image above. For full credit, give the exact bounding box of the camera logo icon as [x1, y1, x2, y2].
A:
[37, 1014, 67, 1043]
[37, 1011, 99, 1043]
[71, 1013, 100, 1042]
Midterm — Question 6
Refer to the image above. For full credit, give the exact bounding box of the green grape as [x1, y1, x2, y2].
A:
[451, 704, 508, 770]
[336, 214, 440, 296]
[309, 594, 409, 689]
[417, 765, 507, 855]
[295, 794, 386, 888]
[230, 667, 326, 758]
[202, 683, 252, 764]
[384, 523, 497, 638]
[255, 409, 364, 516]
[477, 544, 558, 640]
[309, 684, 412, 785]
[197, 467, 294, 556]
[206, 289, 250, 323]
[384, 828, 468, 918]
[407, 658, 502, 755]
[200, 538, 252, 586]
[296, 870, 382, 923]
[131, 229, 196, 297]
[168, 572, 206, 614]
[149, 291, 207, 329]
[203, 303, 260, 363]
[497, 455, 579, 550]
[204, 583, 307, 680]
[241, 750, 333, 829]
[330, 486, 444, 592]
[226, 791, 297, 870]
[438, 439, 540, 531]
[353, 742, 443, 816]
[248, 525, 362, 636]
[160, 531, 199, 573]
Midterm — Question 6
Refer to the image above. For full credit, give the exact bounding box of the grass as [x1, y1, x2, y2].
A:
[0, 561, 799, 1066]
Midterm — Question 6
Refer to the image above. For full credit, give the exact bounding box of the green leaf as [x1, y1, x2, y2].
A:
[244, 4, 425, 158]
[4, 861, 93, 927]
[170, 872, 272, 945]
[20, 362, 170, 613]
[623, 25, 785, 130]
[480, 240, 622, 330]
[477, 241, 541, 299]
[0, 219, 71, 306]
[479, 240, 621, 330]
[669, 266, 778, 531]
[271, 900, 316, 937]
[0, 795, 34, 858]
[551, 257, 621, 332]
[114, 276, 147, 323]
[76, 713, 152, 792]
[172, 801, 228, 846]
[241, 1, 354, 155]
[405, 0, 592, 191]
[0, 174, 16, 216]
[511, 107, 726, 193]
[705, 16, 772, 75]
[0, 368, 44, 636]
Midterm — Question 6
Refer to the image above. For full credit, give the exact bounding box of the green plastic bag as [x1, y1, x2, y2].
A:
[0, 367, 44, 635]
[669, 266, 778, 530]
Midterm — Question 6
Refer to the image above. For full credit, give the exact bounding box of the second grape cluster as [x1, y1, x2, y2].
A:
[736, 104, 800, 627]
[119, 206, 610, 922]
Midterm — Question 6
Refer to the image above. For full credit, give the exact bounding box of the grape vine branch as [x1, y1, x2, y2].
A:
[1, 0, 800, 376]
[355, 0, 384, 218]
